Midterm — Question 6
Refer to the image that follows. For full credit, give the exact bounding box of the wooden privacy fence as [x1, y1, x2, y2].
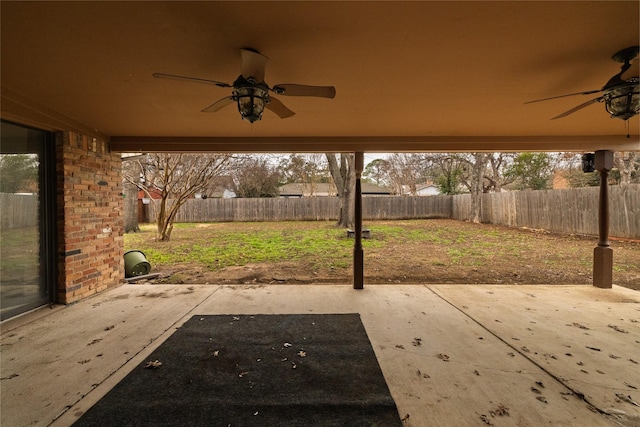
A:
[147, 196, 453, 223]
[452, 185, 639, 239]
[145, 185, 639, 238]
[1, 193, 38, 229]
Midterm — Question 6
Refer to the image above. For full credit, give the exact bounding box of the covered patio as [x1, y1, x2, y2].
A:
[1, 2, 639, 425]
[1, 1, 638, 309]
[2, 283, 639, 426]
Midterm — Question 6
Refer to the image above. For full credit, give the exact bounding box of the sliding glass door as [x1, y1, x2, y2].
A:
[1, 120, 55, 320]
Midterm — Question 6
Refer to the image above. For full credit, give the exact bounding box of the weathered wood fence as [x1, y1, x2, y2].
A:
[146, 196, 453, 223]
[451, 185, 639, 238]
[146, 185, 640, 238]
[0, 193, 38, 228]
[4, 186, 636, 236]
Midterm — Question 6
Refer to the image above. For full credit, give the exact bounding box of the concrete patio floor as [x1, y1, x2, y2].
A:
[1, 283, 639, 427]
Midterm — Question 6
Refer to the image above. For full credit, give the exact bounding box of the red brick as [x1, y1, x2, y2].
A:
[57, 131, 124, 304]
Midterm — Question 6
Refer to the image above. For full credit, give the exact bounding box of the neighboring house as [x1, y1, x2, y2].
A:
[400, 183, 441, 196]
[208, 176, 238, 199]
[361, 182, 393, 196]
[138, 178, 236, 201]
[279, 182, 392, 197]
[279, 183, 333, 197]
[138, 186, 162, 201]
[135, 184, 235, 223]
[197, 186, 237, 199]
[414, 183, 440, 196]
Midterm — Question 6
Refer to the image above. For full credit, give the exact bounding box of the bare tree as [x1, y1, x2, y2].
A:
[484, 153, 515, 193]
[384, 153, 431, 195]
[615, 151, 639, 185]
[362, 158, 391, 187]
[467, 153, 490, 223]
[432, 154, 466, 195]
[435, 153, 492, 223]
[550, 152, 596, 188]
[279, 154, 329, 196]
[553, 151, 638, 187]
[122, 153, 232, 241]
[232, 156, 281, 198]
[326, 153, 355, 228]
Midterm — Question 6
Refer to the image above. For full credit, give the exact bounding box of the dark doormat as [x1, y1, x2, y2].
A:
[74, 314, 402, 426]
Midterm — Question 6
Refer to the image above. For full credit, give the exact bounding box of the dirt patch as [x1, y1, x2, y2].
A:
[150, 262, 340, 285]
[128, 220, 640, 291]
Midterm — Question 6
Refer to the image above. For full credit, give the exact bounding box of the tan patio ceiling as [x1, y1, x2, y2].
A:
[1, 1, 639, 153]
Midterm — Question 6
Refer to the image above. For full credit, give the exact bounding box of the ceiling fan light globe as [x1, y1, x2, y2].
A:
[604, 84, 640, 120]
[235, 86, 268, 123]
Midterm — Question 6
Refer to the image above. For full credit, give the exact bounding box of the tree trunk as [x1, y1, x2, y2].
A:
[342, 176, 355, 228]
[488, 154, 502, 193]
[469, 153, 488, 223]
[616, 151, 636, 185]
[123, 181, 140, 233]
[156, 197, 171, 241]
[326, 153, 355, 228]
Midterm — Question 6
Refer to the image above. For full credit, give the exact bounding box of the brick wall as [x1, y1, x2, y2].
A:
[57, 131, 124, 303]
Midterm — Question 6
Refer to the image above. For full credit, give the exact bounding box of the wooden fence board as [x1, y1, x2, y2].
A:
[1, 193, 38, 229]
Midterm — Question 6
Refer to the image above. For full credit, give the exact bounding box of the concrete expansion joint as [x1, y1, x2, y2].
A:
[424, 286, 607, 416]
[49, 286, 221, 425]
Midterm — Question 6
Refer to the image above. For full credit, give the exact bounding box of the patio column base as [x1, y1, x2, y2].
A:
[593, 246, 613, 288]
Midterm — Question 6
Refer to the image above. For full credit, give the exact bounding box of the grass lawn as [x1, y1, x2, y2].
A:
[124, 219, 640, 289]
[0, 226, 40, 283]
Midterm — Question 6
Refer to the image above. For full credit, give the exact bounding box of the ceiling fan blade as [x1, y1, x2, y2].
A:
[525, 89, 601, 104]
[240, 49, 268, 82]
[550, 97, 602, 120]
[272, 84, 336, 98]
[621, 58, 639, 80]
[265, 96, 295, 118]
[201, 96, 234, 113]
[153, 72, 231, 88]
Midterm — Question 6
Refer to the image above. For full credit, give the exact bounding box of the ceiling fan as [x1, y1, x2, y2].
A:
[153, 48, 336, 123]
[526, 46, 639, 121]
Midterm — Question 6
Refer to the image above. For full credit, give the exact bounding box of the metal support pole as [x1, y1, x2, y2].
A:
[593, 150, 614, 288]
[354, 152, 364, 289]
